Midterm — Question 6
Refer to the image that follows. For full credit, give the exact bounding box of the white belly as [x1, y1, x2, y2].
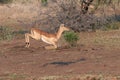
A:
[41, 37, 52, 44]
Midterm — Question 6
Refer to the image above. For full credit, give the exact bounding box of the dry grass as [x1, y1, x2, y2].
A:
[40, 74, 118, 80]
[78, 30, 120, 49]
[0, 73, 27, 80]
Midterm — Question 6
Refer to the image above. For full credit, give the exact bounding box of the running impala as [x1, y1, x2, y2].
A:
[25, 24, 70, 49]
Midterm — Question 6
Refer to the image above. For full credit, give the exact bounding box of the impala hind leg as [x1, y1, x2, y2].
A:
[25, 33, 39, 48]
[25, 33, 31, 48]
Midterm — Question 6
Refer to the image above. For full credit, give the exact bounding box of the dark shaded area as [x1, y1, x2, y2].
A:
[43, 58, 86, 67]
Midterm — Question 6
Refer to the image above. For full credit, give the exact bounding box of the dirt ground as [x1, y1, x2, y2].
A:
[0, 31, 120, 80]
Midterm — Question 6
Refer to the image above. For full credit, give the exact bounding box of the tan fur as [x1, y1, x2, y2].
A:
[25, 24, 70, 49]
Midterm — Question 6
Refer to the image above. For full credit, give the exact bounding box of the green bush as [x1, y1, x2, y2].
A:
[0, 26, 14, 41]
[64, 31, 79, 47]
[41, 0, 48, 6]
[0, 0, 13, 4]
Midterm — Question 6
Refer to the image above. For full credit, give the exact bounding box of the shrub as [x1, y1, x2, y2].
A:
[0, 26, 14, 41]
[0, 0, 13, 4]
[64, 31, 79, 47]
[54, 0, 97, 32]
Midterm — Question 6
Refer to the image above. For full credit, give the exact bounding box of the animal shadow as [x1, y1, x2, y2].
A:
[43, 58, 86, 67]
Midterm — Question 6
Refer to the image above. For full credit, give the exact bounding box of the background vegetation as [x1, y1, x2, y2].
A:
[0, 26, 14, 41]
[0, 0, 120, 41]
[0, 0, 13, 4]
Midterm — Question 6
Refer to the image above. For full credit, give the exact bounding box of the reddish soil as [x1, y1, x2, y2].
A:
[0, 37, 120, 80]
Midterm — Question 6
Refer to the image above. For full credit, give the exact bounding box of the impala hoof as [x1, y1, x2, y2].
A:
[25, 42, 30, 48]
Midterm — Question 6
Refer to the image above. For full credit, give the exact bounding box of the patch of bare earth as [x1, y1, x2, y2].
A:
[0, 30, 120, 80]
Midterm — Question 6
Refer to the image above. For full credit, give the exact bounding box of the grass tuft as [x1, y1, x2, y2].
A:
[64, 31, 79, 47]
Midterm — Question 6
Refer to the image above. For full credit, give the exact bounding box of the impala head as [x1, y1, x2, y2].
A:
[60, 24, 70, 31]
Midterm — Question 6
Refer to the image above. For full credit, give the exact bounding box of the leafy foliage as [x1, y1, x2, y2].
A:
[64, 31, 79, 47]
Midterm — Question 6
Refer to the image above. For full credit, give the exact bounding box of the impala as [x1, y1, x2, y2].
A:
[25, 24, 70, 49]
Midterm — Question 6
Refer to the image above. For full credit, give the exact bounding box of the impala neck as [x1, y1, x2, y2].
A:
[56, 27, 64, 40]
